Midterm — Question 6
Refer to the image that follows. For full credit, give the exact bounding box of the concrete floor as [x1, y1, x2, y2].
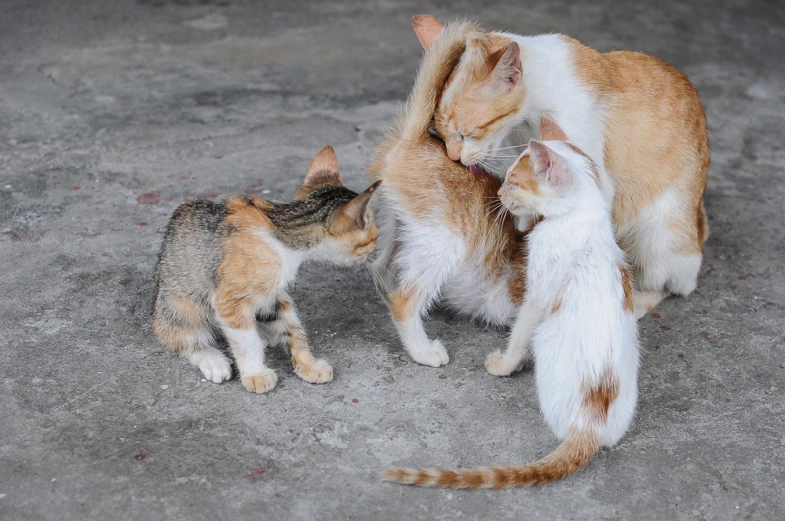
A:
[1, 0, 783, 519]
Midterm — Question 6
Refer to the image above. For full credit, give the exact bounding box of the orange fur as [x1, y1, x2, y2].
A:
[619, 264, 635, 312]
[391, 284, 420, 323]
[434, 28, 709, 261]
[505, 155, 540, 194]
[561, 37, 710, 254]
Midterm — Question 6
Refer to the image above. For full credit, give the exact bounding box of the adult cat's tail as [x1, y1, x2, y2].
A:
[396, 19, 482, 144]
[380, 428, 600, 489]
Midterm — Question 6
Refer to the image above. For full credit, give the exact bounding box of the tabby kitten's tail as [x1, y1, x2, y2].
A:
[381, 427, 600, 489]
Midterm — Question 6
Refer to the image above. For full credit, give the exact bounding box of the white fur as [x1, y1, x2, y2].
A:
[372, 184, 524, 367]
[189, 345, 232, 383]
[500, 141, 639, 446]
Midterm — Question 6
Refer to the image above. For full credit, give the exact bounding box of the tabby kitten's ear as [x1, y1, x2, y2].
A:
[330, 181, 382, 233]
[487, 42, 522, 93]
[412, 15, 443, 50]
[528, 140, 571, 188]
[295, 146, 343, 200]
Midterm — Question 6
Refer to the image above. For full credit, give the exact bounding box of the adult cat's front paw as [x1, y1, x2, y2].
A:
[410, 339, 450, 367]
[295, 358, 334, 384]
[485, 350, 518, 377]
[241, 368, 278, 393]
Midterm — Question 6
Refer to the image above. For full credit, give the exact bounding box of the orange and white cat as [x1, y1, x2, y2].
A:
[368, 20, 528, 368]
[401, 15, 710, 320]
[383, 129, 639, 489]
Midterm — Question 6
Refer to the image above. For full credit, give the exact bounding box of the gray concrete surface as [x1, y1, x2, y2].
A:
[1, 0, 783, 519]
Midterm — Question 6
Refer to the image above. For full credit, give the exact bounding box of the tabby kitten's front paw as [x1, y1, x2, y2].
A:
[241, 368, 279, 393]
[485, 350, 520, 377]
[295, 358, 334, 384]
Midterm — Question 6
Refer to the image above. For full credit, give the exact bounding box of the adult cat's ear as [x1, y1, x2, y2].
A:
[412, 15, 443, 50]
[540, 117, 568, 142]
[336, 180, 382, 231]
[529, 140, 570, 188]
[296, 146, 342, 199]
[488, 42, 522, 93]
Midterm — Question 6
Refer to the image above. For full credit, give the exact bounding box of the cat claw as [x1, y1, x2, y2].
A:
[241, 368, 279, 393]
[410, 339, 450, 367]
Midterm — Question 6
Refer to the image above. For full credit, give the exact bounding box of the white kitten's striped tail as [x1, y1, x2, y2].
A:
[398, 20, 481, 144]
[380, 428, 600, 489]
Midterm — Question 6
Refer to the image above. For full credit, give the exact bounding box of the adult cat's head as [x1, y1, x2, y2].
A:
[270, 146, 380, 264]
[413, 15, 526, 176]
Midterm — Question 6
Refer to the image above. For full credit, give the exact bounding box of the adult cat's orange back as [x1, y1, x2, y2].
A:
[417, 15, 710, 317]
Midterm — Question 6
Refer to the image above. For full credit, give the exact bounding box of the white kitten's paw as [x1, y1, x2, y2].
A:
[410, 339, 450, 367]
[295, 358, 334, 384]
[195, 352, 232, 383]
[485, 350, 516, 376]
[241, 368, 278, 393]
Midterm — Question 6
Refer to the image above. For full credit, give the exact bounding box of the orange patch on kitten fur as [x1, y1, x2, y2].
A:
[583, 368, 620, 422]
[506, 155, 540, 194]
[619, 264, 634, 312]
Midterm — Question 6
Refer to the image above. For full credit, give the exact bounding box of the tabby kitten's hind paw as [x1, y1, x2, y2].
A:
[295, 358, 334, 384]
[241, 369, 279, 393]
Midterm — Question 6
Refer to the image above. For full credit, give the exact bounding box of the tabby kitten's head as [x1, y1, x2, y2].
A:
[270, 146, 380, 265]
[413, 15, 526, 175]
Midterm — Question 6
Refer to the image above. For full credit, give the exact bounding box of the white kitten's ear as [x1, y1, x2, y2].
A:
[412, 15, 443, 50]
[335, 181, 382, 231]
[488, 42, 522, 92]
[304, 145, 342, 187]
[528, 140, 571, 188]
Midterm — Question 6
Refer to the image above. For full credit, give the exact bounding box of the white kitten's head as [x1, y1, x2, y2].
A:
[498, 119, 601, 218]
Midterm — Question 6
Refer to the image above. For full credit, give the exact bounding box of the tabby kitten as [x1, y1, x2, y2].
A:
[152, 146, 380, 393]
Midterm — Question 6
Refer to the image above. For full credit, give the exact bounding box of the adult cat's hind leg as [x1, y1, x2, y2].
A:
[153, 295, 232, 383]
[619, 190, 706, 317]
[264, 292, 333, 384]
